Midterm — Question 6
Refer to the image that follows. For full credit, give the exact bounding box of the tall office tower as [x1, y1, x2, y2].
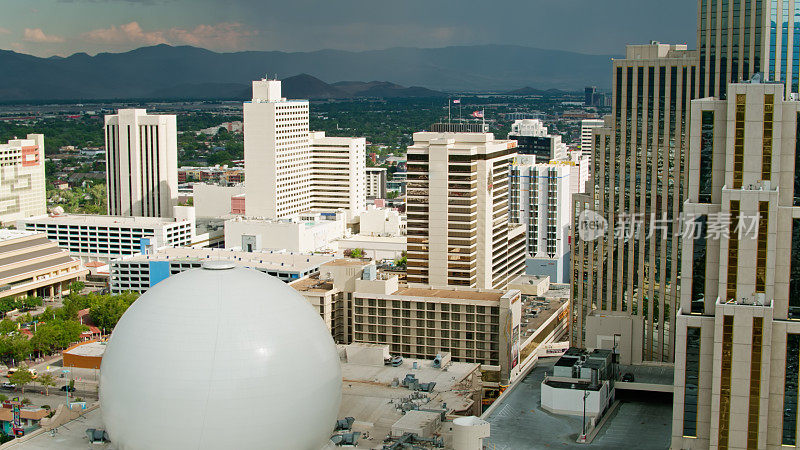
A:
[309, 132, 366, 218]
[244, 78, 311, 219]
[0, 135, 46, 224]
[698, 0, 800, 99]
[509, 155, 573, 283]
[406, 129, 526, 290]
[580, 119, 605, 157]
[105, 109, 178, 218]
[571, 43, 697, 364]
[585, 86, 598, 106]
[366, 167, 388, 199]
[671, 81, 800, 449]
[508, 119, 568, 161]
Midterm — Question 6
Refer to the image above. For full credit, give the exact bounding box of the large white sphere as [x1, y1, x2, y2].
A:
[99, 262, 341, 449]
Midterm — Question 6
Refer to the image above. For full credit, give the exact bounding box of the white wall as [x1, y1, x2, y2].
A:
[193, 183, 244, 218]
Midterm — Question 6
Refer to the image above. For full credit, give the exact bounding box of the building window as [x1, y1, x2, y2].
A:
[726, 200, 740, 302]
[691, 215, 708, 314]
[683, 326, 701, 437]
[763, 94, 774, 180]
[756, 202, 768, 293]
[795, 113, 800, 206]
[747, 317, 763, 447]
[718, 315, 734, 450]
[791, 219, 800, 319]
[783, 334, 800, 445]
[734, 94, 746, 189]
[699, 111, 714, 203]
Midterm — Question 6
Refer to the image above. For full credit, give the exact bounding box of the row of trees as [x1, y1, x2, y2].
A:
[0, 283, 139, 366]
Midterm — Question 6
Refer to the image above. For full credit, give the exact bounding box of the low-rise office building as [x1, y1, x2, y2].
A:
[110, 247, 333, 293]
[224, 212, 346, 253]
[18, 214, 194, 264]
[0, 230, 87, 300]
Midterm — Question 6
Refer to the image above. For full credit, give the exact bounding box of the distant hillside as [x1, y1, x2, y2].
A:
[0, 44, 615, 102]
[504, 86, 573, 96]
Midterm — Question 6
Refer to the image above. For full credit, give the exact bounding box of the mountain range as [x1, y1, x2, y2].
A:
[0, 44, 615, 102]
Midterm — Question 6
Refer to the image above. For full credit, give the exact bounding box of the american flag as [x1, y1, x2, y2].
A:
[471, 110, 484, 118]
[452, 99, 461, 104]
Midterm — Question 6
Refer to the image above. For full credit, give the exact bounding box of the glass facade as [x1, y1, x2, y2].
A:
[699, 111, 714, 203]
[718, 315, 734, 450]
[783, 334, 800, 445]
[790, 219, 800, 319]
[683, 326, 701, 437]
[691, 215, 708, 314]
[734, 95, 746, 188]
[727, 200, 741, 302]
[756, 201, 769, 293]
[763, 94, 774, 181]
[747, 317, 763, 448]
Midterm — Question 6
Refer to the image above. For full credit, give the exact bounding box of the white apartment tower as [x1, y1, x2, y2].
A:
[580, 118, 604, 157]
[105, 109, 178, 218]
[309, 132, 366, 217]
[244, 78, 311, 219]
[366, 167, 388, 199]
[510, 155, 573, 283]
[406, 129, 526, 290]
[244, 78, 365, 219]
[0, 135, 46, 225]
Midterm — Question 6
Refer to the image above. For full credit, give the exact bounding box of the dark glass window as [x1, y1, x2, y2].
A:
[795, 113, 800, 206]
[691, 215, 708, 314]
[683, 327, 701, 437]
[791, 219, 800, 319]
[783, 334, 800, 445]
[699, 111, 714, 202]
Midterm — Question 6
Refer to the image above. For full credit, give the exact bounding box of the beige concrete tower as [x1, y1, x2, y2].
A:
[406, 129, 526, 290]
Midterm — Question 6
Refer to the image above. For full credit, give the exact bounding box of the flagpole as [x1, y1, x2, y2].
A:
[448, 98, 451, 124]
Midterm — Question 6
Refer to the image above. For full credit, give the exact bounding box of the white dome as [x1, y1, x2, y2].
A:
[99, 262, 342, 449]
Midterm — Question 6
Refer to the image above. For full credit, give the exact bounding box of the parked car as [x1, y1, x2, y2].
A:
[59, 385, 76, 392]
[622, 372, 635, 382]
[1, 383, 16, 390]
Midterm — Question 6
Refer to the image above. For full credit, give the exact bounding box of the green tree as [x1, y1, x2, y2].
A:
[68, 281, 85, 296]
[394, 255, 407, 269]
[37, 373, 56, 396]
[349, 248, 364, 259]
[9, 365, 33, 394]
[88, 292, 138, 331]
[0, 320, 15, 335]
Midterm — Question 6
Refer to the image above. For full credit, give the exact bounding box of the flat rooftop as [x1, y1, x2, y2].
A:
[290, 276, 334, 293]
[339, 356, 480, 447]
[338, 235, 406, 244]
[65, 341, 107, 358]
[393, 287, 506, 302]
[484, 359, 672, 449]
[21, 214, 191, 227]
[322, 258, 370, 267]
[116, 247, 334, 272]
[0, 229, 40, 243]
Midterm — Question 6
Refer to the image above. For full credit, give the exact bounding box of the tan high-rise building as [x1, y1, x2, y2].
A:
[406, 127, 526, 290]
[671, 81, 800, 449]
[571, 43, 697, 364]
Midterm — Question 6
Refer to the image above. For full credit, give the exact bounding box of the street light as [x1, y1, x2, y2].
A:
[581, 389, 590, 441]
